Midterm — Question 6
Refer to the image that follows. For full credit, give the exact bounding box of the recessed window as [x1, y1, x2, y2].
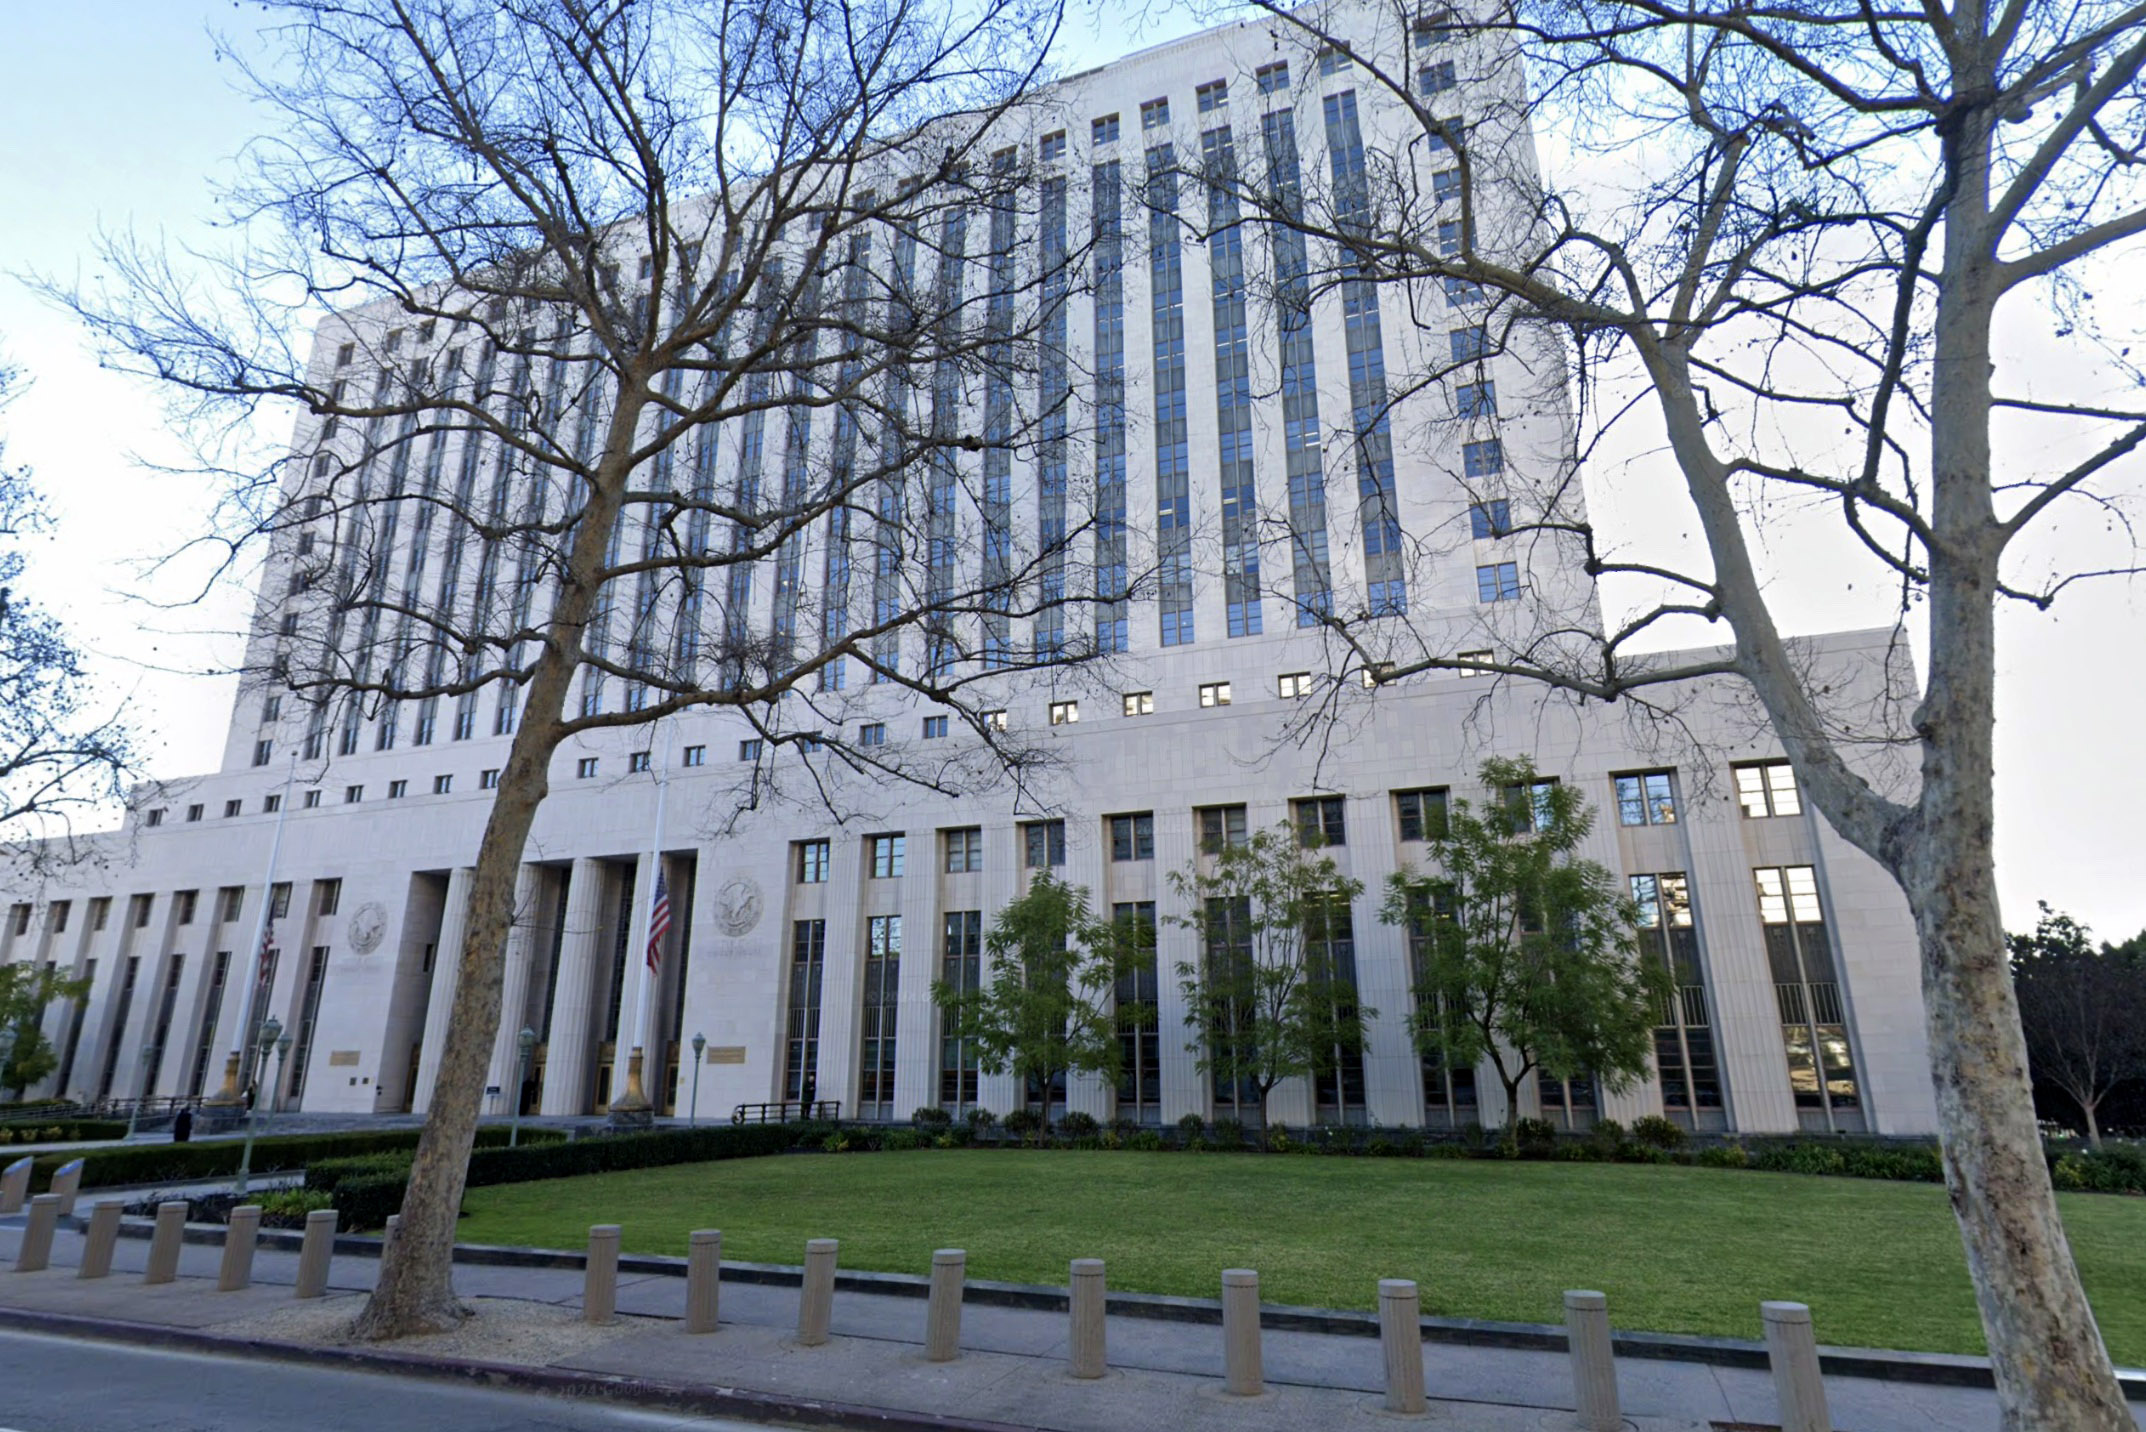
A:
[145, 807, 166, 827]
[131, 893, 154, 927]
[432, 774, 452, 795]
[981, 710, 1008, 732]
[1122, 691, 1154, 716]
[387, 780, 408, 799]
[263, 794, 282, 813]
[1463, 438, 1503, 477]
[222, 799, 242, 818]
[1196, 79, 1228, 112]
[1615, 771, 1678, 827]
[575, 757, 597, 779]
[1469, 500, 1511, 538]
[1198, 681, 1232, 708]
[1395, 788, 1450, 842]
[1039, 130, 1067, 162]
[480, 768, 501, 789]
[89, 897, 109, 931]
[868, 833, 907, 879]
[1504, 777, 1560, 834]
[1294, 795, 1347, 848]
[1140, 97, 1170, 129]
[1110, 813, 1155, 862]
[739, 739, 763, 761]
[944, 827, 984, 874]
[796, 840, 830, 883]
[1092, 113, 1120, 145]
[1438, 218, 1463, 255]
[801, 733, 824, 753]
[1413, 7, 1457, 46]
[335, 342, 354, 367]
[1445, 275, 1486, 305]
[1476, 562, 1521, 603]
[1450, 325, 1489, 363]
[344, 785, 364, 803]
[216, 887, 243, 923]
[279, 612, 300, 637]
[1049, 700, 1079, 726]
[1417, 59, 1458, 93]
[1456, 649, 1493, 668]
[186, 804, 205, 823]
[1734, 761, 1802, 819]
[1197, 804, 1249, 853]
[1457, 379, 1497, 418]
[1362, 661, 1397, 687]
[253, 739, 273, 767]
[175, 890, 198, 925]
[1023, 819, 1067, 869]
[683, 744, 706, 766]
[629, 751, 651, 773]
[860, 722, 887, 747]
[302, 790, 323, 809]
[1255, 61, 1290, 94]
[1277, 671, 1312, 699]
[1317, 46, 1352, 76]
[922, 715, 948, 739]
[1434, 169, 1464, 205]
[317, 878, 342, 916]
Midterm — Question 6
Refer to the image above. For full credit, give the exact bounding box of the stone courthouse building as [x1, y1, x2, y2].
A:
[0, 4, 1937, 1138]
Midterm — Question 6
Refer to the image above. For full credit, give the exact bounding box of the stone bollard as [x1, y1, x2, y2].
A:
[797, 1238, 838, 1346]
[1379, 1279, 1428, 1414]
[584, 1224, 621, 1324]
[1068, 1258, 1107, 1379]
[78, 1200, 124, 1280]
[0, 1156, 30, 1215]
[1221, 1268, 1263, 1396]
[925, 1249, 965, 1362]
[1762, 1301, 1832, 1432]
[144, 1201, 186, 1285]
[48, 1158, 85, 1218]
[1563, 1291, 1621, 1432]
[685, 1229, 722, 1334]
[295, 1208, 339, 1299]
[15, 1194, 60, 1272]
[219, 1205, 262, 1291]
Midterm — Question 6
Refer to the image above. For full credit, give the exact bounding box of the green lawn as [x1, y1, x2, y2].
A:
[455, 1150, 2146, 1362]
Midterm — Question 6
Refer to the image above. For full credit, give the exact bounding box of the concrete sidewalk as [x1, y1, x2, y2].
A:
[0, 1215, 2126, 1431]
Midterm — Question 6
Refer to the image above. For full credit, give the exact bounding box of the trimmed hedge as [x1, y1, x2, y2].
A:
[325, 1121, 833, 1230]
[23, 1123, 561, 1194]
[0, 1119, 129, 1144]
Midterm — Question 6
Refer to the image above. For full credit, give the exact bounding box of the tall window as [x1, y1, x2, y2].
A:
[1148, 141, 1195, 646]
[1197, 804, 1249, 853]
[1538, 1073, 1597, 1129]
[1476, 561, 1521, 602]
[1262, 105, 1332, 624]
[858, 916, 901, 1119]
[1293, 795, 1347, 848]
[1735, 760, 1802, 818]
[1110, 813, 1154, 861]
[1205, 122, 1263, 637]
[867, 834, 906, 879]
[1204, 895, 1257, 1121]
[1023, 820, 1067, 869]
[796, 840, 830, 884]
[1306, 898, 1366, 1123]
[1756, 865, 1861, 1129]
[1503, 777, 1559, 834]
[1092, 158, 1129, 651]
[285, 946, 332, 1106]
[943, 827, 984, 874]
[95, 957, 140, 1100]
[1395, 787, 1449, 842]
[939, 912, 984, 1109]
[1632, 874, 1722, 1126]
[782, 920, 826, 1102]
[140, 955, 187, 1098]
[1405, 888, 1477, 1127]
[1613, 771, 1678, 826]
[187, 951, 231, 1098]
[1113, 901, 1161, 1123]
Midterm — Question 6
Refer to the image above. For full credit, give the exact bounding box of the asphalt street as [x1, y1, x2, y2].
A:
[0, 1328, 787, 1432]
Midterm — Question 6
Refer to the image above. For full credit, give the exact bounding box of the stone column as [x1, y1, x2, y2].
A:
[797, 1238, 838, 1346]
[1068, 1258, 1107, 1378]
[541, 859, 610, 1116]
[1379, 1279, 1427, 1414]
[411, 867, 476, 1113]
[1564, 1290, 1620, 1432]
[1762, 1300, 1832, 1432]
[686, 1229, 722, 1333]
[584, 1224, 620, 1323]
[925, 1249, 964, 1362]
[79, 1200, 124, 1280]
[485, 865, 546, 1108]
[144, 1201, 186, 1284]
[295, 1208, 338, 1298]
[219, 1205, 261, 1290]
[1221, 1268, 1262, 1396]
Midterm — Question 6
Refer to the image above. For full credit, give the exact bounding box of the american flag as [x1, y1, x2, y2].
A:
[258, 916, 278, 980]
[645, 874, 672, 972]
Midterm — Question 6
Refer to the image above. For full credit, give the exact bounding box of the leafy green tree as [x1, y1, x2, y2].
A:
[933, 874, 1150, 1122]
[1169, 824, 1370, 1129]
[2009, 904, 2146, 1149]
[0, 962, 90, 1099]
[1384, 758, 1669, 1134]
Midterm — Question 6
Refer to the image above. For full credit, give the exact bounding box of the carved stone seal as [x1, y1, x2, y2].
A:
[712, 876, 763, 938]
[347, 899, 388, 955]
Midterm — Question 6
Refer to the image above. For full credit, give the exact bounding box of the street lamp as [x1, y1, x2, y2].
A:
[689, 1032, 706, 1127]
[234, 1016, 281, 1196]
[273, 1034, 293, 1114]
[511, 1027, 536, 1148]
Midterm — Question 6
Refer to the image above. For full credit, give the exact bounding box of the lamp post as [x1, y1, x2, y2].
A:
[689, 1032, 706, 1127]
[511, 1027, 536, 1148]
[125, 1046, 154, 1141]
[234, 1016, 281, 1196]
[273, 1034, 293, 1113]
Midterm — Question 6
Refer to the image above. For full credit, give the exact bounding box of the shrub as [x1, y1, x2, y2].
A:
[1629, 1115, 1686, 1151]
[911, 1106, 952, 1130]
[1209, 1118, 1247, 1150]
[1697, 1142, 1749, 1169]
[1126, 1129, 1164, 1153]
[1002, 1107, 1043, 1137]
[880, 1129, 924, 1153]
[1513, 1117, 1558, 1158]
[933, 1132, 959, 1150]
[1750, 1142, 1847, 1177]
[1366, 1136, 1399, 1158]
[1060, 1111, 1100, 1137]
[1458, 1120, 1486, 1148]
[1426, 1140, 1472, 1159]
[1586, 1118, 1626, 1158]
[1110, 1115, 1142, 1137]
[28, 1123, 558, 1195]
[256, 1188, 334, 1224]
[964, 1108, 998, 1133]
[1176, 1113, 1206, 1146]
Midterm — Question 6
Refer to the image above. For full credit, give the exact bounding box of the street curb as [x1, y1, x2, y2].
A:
[92, 1215, 2146, 1399]
[0, 1304, 1044, 1432]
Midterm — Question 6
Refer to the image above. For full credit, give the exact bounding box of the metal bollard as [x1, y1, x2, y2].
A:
[797, 1238, 838, 1346]
[584, 1224, 621, 1324]
[925, 1249, 964, 1362]
[1379, 1279, 1428, 1414]
[685, 1229, 722, 1334]
[78, 1200, 124, 1279]
[295, 1208, 338, 1299]
[1563, 1290, 1621, 1432]
[1221, 1268, 1262, 1396]
[1068, 1258, 1107, 1378]
[144, 1201, 186, 1285]
[48, 1159, 85, 1218]
[15, 1194, 60, 1272]
[219, 1205, 262, 1291]
[1762, 1301, 1833, 1432]
[0, 1156, 30, 1214]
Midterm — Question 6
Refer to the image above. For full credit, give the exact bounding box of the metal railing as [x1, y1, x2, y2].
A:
[731, 1100, 842, 1125]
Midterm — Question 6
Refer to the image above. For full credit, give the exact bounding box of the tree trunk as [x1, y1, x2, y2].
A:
[351, 389, 644, 1342]
[2080, 1098, 2101, 1152]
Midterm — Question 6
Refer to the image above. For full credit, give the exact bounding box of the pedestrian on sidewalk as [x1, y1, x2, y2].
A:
[172, 1106, 193, 1143]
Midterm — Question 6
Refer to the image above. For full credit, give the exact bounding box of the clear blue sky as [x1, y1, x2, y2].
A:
[3, 3, 2143, 940]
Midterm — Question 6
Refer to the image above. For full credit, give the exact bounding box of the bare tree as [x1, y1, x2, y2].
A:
[0, 358, 135, 869]
[2010, 904, 2146, 1149]
[1158, 0, 2146, 1423]
[50, 0, 1123, 1339]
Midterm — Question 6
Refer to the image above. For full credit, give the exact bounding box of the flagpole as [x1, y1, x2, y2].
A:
[614, 718, 669, 1122]
[209, 749, 299, 1111]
